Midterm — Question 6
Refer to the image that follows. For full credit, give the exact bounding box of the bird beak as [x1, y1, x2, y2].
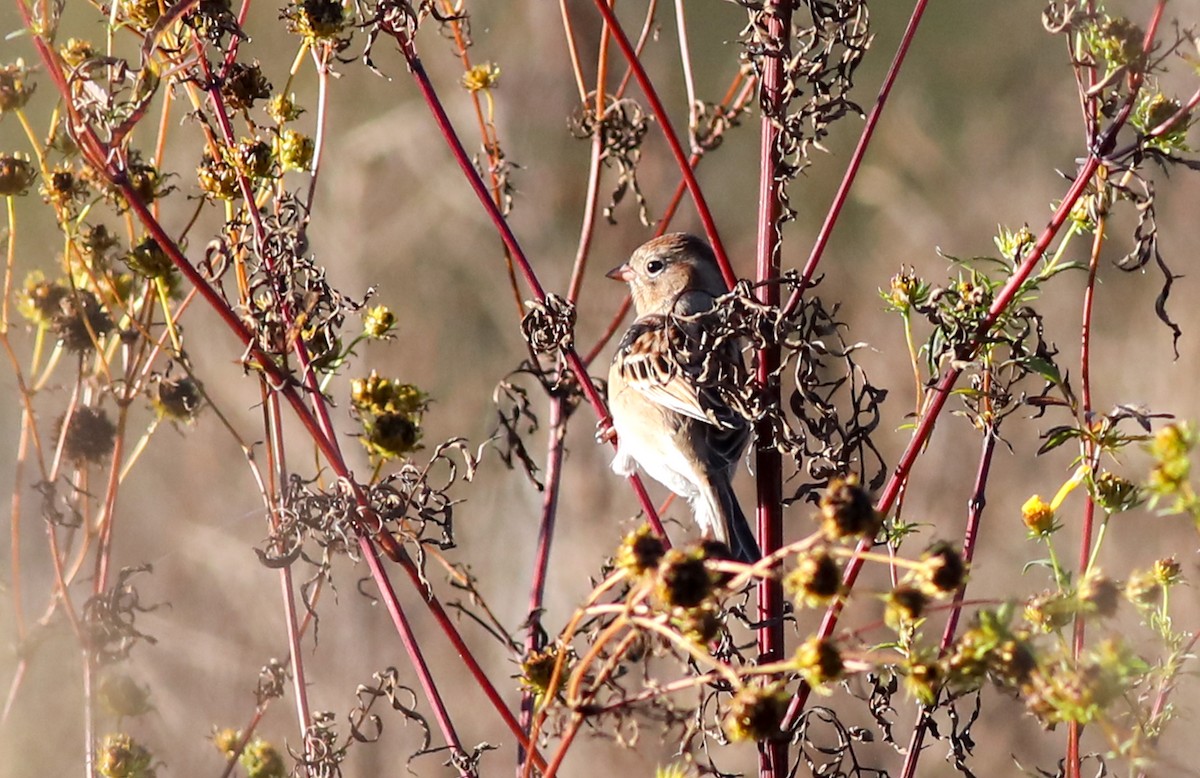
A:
[606, 263, 635, 282]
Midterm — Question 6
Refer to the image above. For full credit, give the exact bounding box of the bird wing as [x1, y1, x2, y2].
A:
[615, 317, 713, 424]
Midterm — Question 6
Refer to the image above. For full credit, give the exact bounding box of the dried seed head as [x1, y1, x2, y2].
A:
[616, 524, 665, 577]
[1093, 16, 1145, 69]
[123, 237, 174, 279]
[283, 0, 348, 41]
[211, 727, 242, 757]
[41, 165, 89, 212]
[784, 548, 842, 608]
[60, 39, 98, 68]
[52, 289, 113, 352]
[520, 643, 571, 696]
[98, 673, 153, 718]
[227, 138, 274, 179]
[79, 223, 120, 267]
[794, 636, 843, 687]
[97, 733, 155, 778]
[239, 737, 284, 778]
[266, 93, 304, 123]
[461, 63, 500, 92]
[817, 475, 880, 540]
[361, 304, 396, 339]
[364, 411, 421, 460]
[18, 274, 70, 325]
[1024, 590, 1073, 633]
[1078, 573, 1120, 619]
[885, 584, 928, 630]
[723, 682, 788, 742]
[671, 604, 721, 645]
[904, 659, 942, 706]
[58, 406, 117, 463]
[221, 62, 271, 111]
[274, 129, 313, 172]
[656, 547, 713, 609]
[0, 60, 35, 113]
[1154, 557, 1182, 586]
[198, 152, 241, 200]
[1093, 471, 1139, 513]
[0, 153, 37, 196]
[914, 542, 965, 596]
[152, 375, 203, 422]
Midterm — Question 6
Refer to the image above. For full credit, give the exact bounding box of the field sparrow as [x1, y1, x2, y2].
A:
[605, 233, 760, 563]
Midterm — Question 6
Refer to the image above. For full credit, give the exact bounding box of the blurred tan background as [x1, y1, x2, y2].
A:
[2, 0, 1200, 775]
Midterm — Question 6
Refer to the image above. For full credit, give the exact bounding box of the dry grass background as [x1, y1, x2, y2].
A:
[2, 0, 1200, 775]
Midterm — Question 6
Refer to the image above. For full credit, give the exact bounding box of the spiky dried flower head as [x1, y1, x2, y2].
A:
[58, 406, 117, 463]
[0, 153, 37, 196]
[97, 733, 155, 778]
[123, 236, 174, 279]
[784, 548, 842, 608]
[656, 547, 715, 609]
[794, 636, 843, 688]
[885, 584, 928, 631]
[0, 60, 35, 113]
[461, 63, 500, 92]
[41, 165, 90, 212]
[520, 643, 572, 697]
[616, 524, 666, 577]
[98, 673, 153, 718]
[239, 737, 285, 778]
[283, 0, 348, 41]
[1093, 471, 1139, 513]
[60, 38, 98, 68]
[275, 129, 314, 172]
[197, 152, 240, 200]
[211, 727, 242, 757]
[227, 138, 274, 179]
[723, 682, 789, 742]
[152, 375, 203, 422]
[913, 542, 965, 596]
[361, 304, 396, 339]
[18, 273, 69, 325]
[817, 474, 881, 540]
[52, 289, 113, 352]
[221, 62, 271, 111]
[267, 92, 304, 123]
[671, 604, 722, 645]
[1077, 572, 1120, 619]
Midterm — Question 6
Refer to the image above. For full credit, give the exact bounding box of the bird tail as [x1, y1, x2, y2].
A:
[716, 480, 761, 564]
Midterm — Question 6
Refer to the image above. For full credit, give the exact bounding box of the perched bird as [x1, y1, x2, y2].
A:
[605, 233, 760, 563]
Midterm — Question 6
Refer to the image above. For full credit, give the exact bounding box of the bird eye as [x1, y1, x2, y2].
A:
[645, 259, 665, 276]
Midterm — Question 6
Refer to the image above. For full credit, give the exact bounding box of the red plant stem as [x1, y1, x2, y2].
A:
[899, 427, 997, 778]
[390, 29, 667, 538]
[518, 397, 566, 770]
[359, 538, 476, 778]
[784, 0, 929, 315]
[753, 1, 789, 775]
[588, 0, 735, 287]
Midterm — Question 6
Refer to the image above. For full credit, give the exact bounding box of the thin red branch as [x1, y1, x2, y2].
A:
[899, 427, 997, 778]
